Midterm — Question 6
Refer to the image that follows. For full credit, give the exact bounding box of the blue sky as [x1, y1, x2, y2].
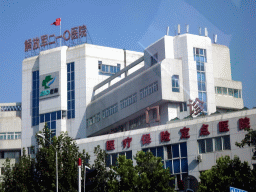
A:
[0, 0, 255, 109]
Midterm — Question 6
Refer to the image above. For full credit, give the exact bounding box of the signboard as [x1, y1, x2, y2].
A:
[24, 25, 87, 58]
[230, 187, 247, 192]
[39, 72, 59, 99]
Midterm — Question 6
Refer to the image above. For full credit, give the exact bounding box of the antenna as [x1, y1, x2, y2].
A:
[178, 24, 180, 35]
[205, 28, 208, 37]
[166, 26, 169, 36]
[186, 24, 189, 33]
[199, 27, 201, 36]
[214, 34, 217, 43]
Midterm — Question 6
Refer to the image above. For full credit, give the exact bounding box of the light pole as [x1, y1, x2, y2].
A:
[37, 133, 58, 192]
[84, 165, 90, 192]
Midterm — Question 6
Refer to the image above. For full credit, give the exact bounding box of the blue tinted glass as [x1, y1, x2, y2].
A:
[45, 113, 50, 122]
[196, 62, 200, 70]
[203, 103, 207, 111]
[200, 49, 203, 55]
[180, 143, 187, 157]
[67, 64, 70, 72]
[57, 111, 61, 120]
[71, 72, 74, 81]
[40, 114, 44, 123]
[71, 63, 74, 72]
[181, 158, 188, 172]
[110, 66, 114, 73]
[51, 121, 56, 129]
[114, 67, 117, 73]
[68, 92, 70, 100]
[173, 159, 180, 173]
[36, 117, 39, 126]
[71, 91, 75, 99]
[67, 82, 70, 91]
[33, 90, 37, 98]
[45, 122, 50, 129]
[33, 99, 36, 107]
[166, 160, 172, 174]
[202, 92, 207, 102]
[198, 82, 202, 91]
[32, 108, 36, 116]
[72, 100, 75, 109]
[126, 151, 132, 160]
[112, 153, 118, 166]
[150, 148, 156, 156]
[202, 83, 206, 91]
[172, 144, 179, 158]
[72, 110, 75, 118]
[201, 63, 204, 71]
[200, 56, 204, 62]
[157, 146, 164, 159]
[68, 101, 71, 110]
[198, 92, 202, 101]
[33, 71, 37, 80]
[51, 112, 56, 121]
[67, 111, 71, 119]
[197, 72, 201, 81]
[67, 73, 70, 81]
[102, 65, 105, 72]
[106, 154, 111, 167]
[71, 81, 75, 90]
[142, 149, 148, 153]
[33, 80, 36, 89]
[201, 72, 205, 82]
[172, 79, 175, 87]
[196, 55, 200, 61]
[198, 140, 205, 153]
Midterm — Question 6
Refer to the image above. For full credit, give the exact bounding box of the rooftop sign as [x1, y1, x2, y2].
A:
[24, 25, 87, 58]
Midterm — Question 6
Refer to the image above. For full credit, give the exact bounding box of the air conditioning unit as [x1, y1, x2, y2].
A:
[196, 154, 202, 162]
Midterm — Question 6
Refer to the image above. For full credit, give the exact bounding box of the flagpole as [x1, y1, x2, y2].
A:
[60, 20, 61, 47]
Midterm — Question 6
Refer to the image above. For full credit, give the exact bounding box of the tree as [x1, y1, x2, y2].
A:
[1, 123, 90, 192]
[235, 127, 256, 160]
[108, 150, 175, 192]
[199, 155, 256, 192]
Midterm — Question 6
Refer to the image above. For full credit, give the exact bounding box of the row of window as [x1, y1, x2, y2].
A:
[86, 113, 100, 127]
[215, 87, 242, 98]
[98, 61, 121, 74]
[0, 150, 20, 159]
[193, 48, 207, 63]
[0, 105, 21, 111]
[67, 62, 75, 119]
[140, 81, 158, 99]
[32, 71, 40, 126]
[120, 93, 137, 109]
[198, 135, 230, 154]
[39, 111, 61, 137]
[106, 151, 132, 167]
[102, 103, 118, 119]
[0, 132, 21, 140]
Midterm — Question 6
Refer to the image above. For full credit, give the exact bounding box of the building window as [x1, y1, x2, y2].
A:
[140, 81, 158, 99]
[86, 113, 100, 127]
[151, 53, 158, 66]
[27, 146, 35, 155]
[99, 61, 121, 75]
[32, 71, 39, 126]
[129, 114, 146, 130]
[102, 103, 118, 119]
[40, 111, 62, 137]
[194, 48, 207, 112]
[215, 87, 241, 98]
[179, 102, 187, 112]
[198, 135, 231, 154]
[0, 132, 21, 140]
[172, 75, 179, 92]
[67, 62, 75, 119]
[120, 93, 137, 109]
[0, 105, 21, 111]
[106, 151, 132, 167]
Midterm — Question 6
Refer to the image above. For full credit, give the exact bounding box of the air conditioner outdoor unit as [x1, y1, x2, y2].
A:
[196, 154, 202, 162]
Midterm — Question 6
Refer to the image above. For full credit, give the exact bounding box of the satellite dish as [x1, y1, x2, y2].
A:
[184, 175, 199, 192]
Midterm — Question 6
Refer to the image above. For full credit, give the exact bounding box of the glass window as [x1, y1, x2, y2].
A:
[215, 137, 222, 151]
[223, 135, 231, 150]
[206, 138, 213, 152]
[223, 88, 227, 95]
[180, 103, 183, 112]
[172, 75, 179, 92]
[40, 114, 45, 123]
[234, 89, 239, 98]
[173, 159, 180, 173]
[198, 140, 205, 154]
[181, 158, 188, 172]
[157, 146, 164, 159]
[166, 160, 172, 174]
[167, 145, 172, 159]
[150, 148, 156, 156]
[180, 142, 187, 157]
[57, 111, 61, 120]
[172, 144, 179, 158]
[51, 112, 56, 121]
[228, 88, 234, 96]
[45, 113, 50, 122]
[112, 153, 118, 166]
[126, 151, 132, 160]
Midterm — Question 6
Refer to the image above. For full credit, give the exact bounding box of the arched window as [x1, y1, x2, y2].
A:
[172, 75, 179, 92]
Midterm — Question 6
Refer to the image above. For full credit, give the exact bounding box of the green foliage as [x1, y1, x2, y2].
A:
[108, 150, 175, 192]
[199, 155, 256, 192]
[1, 123, 90, 192]
[235, 127, 256, 160]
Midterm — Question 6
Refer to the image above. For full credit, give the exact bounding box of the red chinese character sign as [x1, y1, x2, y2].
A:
[160, 131, 170, 142]
[180, 127, 190, 139]
[24, 25, 88, 58]
[219, 120, 229, 132]
[187, 98, 204, 116]
[123, 137, 132, 148]
[141, 134, 151, 145]
[239, 117, 250, 130]
[200, 124, 210, 136]
[106, 140, 115, 151]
